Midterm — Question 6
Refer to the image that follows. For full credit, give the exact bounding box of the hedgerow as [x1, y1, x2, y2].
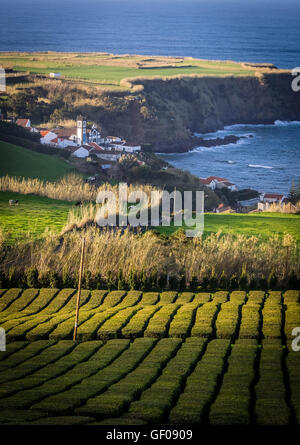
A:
[97, 307, 142, 340]
[3, 340, 129, 410]
[125, 338, 206, 423]
[144, 304, 179, 338]
[3, 289, 39, 314]
[0, 341, 27, 362]
[190, 302, 219, 338]
[121, 306, 161, 338]
[49, 312, 94, 340]
[168, 304, 198, 338]
[0, 341, 53, 373]
[0, 342, 100, 400]
[118, 291, 142, 308]
[175, 292, 194, 304]
[262, 293, 282, 339]
[255, 340, 290, 425]
[159, 292, 178, 304]
[286, 345, 300, 424]
[212, 291, 228, 304]
[215, 302, 243, 339]
[192, 292, 211, 304]
[76, 308, 120, 341]
[80, 290, 107, 311]
[209, 340, 257, 425]
[26, 314, 74, 341]
[57, 289, 91, 314]
[101, 291, 126, 308]
[169, 339, 230, 424]
[41, 289, 76, 314]
[139, 292, 159, 305]
[0, 341, 74, 388]
[75, 338, 181, 418]
[0, 288, 22, 312]
[239, 303, 261, 339]
[31, 338, 155, 414]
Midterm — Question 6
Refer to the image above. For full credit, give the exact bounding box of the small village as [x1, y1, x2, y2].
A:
[6, 114, 288, 213]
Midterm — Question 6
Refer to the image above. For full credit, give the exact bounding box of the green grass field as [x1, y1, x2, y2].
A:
[155, 212, 300, 242]
[0, 52, 257, 87]
[0, 191, 73, 241]
[1, 189, 299, 242]
[0, 141, 74, 182]
[0, 289, 298, 425]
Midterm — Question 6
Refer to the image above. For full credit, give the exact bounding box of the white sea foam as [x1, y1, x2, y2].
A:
[248, 164, 273, 169]
[274, 120, 300, 127]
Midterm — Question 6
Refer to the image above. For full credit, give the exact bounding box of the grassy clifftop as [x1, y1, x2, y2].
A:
[1, 52, 299, 152]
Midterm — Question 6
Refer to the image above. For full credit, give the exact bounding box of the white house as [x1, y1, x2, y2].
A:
[49, 73, 61, 78]
[71, 146, 90, 158]
[110, 144, 141, 153]
[200, 176, 237, 191]
[259, 193, 286, 203]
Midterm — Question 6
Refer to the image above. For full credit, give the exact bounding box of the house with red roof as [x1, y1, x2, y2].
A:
[200, 176, 237, 191]
[259, 193, 286, 203]
[16, 118, 31, 129]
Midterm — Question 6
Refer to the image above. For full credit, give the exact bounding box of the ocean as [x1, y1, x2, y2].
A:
[0, 0, 299, 193]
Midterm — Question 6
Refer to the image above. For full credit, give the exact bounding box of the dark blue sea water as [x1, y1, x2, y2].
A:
[160, 122, 300, 194]
[0, 0, 299, 193]
[0, 0, 299, 69]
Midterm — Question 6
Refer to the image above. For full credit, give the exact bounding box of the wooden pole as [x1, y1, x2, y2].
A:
[73, 235, 85, 342]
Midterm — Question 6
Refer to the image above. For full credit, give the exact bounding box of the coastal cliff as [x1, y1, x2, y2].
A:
[3, 69, 300, 153]
[97, 71, 300, 152]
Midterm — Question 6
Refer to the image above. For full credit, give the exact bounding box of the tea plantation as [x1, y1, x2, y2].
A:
[0, 289, 299, 425]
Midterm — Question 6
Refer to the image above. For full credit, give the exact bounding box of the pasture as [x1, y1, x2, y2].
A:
[0, 52, 258, 89]
[0, 289, 299, 425]
[0, 141, 74, 182]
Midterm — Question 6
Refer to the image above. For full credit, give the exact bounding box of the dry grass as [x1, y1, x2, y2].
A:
[264, 202, 300, 214]
[1, 225, 298, 286]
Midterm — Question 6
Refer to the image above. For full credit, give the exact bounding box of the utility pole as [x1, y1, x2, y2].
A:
[73, 235, 85, 342]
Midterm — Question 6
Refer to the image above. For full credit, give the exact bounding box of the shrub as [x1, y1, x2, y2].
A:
[61, 267, 74, 288]
[26, 268, 39, 288]
[229, 274, 238, 290]
[48, 271, 60, 289]
[238, 266, 249, 290]
[268, 269, 278, 290]
[157, 273, 167, 290]
[219, 271, 228, 290]
[107, 270, 117, 291]
[189, 276, 199, 292]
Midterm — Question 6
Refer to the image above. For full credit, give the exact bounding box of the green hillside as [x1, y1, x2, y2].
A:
[0, 141, 74, 182]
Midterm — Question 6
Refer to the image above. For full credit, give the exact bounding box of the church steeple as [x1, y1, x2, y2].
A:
[77, 115, 87, 145]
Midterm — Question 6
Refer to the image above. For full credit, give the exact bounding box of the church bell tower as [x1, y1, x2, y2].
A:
[77, 115, 87, 146]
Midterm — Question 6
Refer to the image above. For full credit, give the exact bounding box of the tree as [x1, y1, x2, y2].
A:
[288, 180, 298, 204]
[239, 266, 249, 290]
[117, 269, 126, 290]
[26, 267, 39, 288]
[50, 108, 64, 124]
[268, 269, 278, 290]
[219, 271, 227, 290]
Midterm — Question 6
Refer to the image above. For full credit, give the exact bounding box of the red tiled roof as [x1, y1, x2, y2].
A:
[40, 130, 49, 137]
[49, 137, 59, 144]
[206, 176, 228, 182]
[200, 176, 228, 185]
[263, 193, 284, 199]
[16, 119, 30, 128]
[88, 142, 104, 151]
[50, 128, 77, 138]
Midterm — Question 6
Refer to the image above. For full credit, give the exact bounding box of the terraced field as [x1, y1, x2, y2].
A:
[0, 289, 299, 425]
